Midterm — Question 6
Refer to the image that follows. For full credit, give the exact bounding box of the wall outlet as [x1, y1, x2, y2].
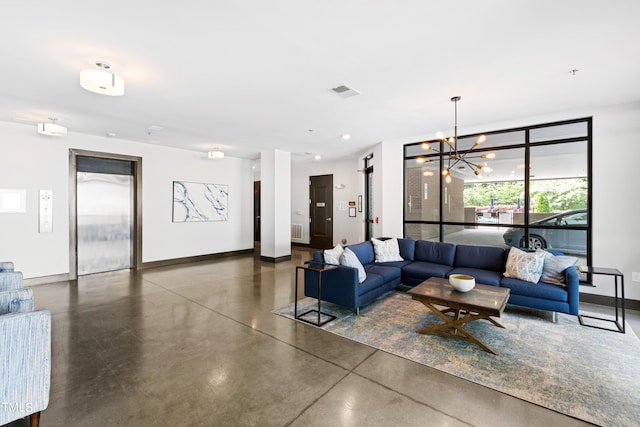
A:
[632, 272, 640, 282]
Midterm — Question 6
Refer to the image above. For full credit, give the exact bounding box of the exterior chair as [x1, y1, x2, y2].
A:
[0, 309, 51, 427]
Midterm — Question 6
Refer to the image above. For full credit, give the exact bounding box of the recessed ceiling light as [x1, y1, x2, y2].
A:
[341, 134, 351, 140]
[107, 132, 116, 137]
[148, 125, 164, 131]
[314, 155, 321, 160]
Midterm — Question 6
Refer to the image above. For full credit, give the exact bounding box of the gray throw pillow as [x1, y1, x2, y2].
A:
[541, 251, 577, 286]
[340, 247, 367, 283]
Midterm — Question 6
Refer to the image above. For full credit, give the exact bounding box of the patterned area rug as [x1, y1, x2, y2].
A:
[274, 291, 640, 427]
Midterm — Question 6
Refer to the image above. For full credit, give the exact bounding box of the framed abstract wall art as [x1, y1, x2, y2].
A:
[172, 181, 228, 222]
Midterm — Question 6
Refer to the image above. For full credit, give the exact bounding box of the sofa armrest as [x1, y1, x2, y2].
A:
[0, 309, 51, 425]
[0, 288, 34, 315]
[564, 266, 580, 315]
[0, 272, 24, 291]
[304, 265, 360, 309]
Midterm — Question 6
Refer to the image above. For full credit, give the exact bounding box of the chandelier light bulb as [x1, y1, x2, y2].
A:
[421, 143, 432, 150]
[436, 131, 445, 140]
[445, 175, 452, 184]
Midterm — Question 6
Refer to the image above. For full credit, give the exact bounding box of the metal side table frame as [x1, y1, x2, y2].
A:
[294, 262, 338, 327]
[578, 265, 625, 333]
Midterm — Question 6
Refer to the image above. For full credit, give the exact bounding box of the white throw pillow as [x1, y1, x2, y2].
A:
[541, 251, 577, 286]
[340, 247, 367, 283]
[371, 237, 404, 263]
[323, 244, 344, 265]
[504, 247, 546, 284]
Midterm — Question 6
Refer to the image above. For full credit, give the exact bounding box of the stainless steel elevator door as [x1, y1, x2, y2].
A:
[76, 171, 133, 275]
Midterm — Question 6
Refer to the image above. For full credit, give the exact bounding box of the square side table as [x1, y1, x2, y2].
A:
[294, 262, 338, 327]
[578, 265, 625, 333]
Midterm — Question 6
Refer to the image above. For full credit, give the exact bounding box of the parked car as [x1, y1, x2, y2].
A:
[502, 209, 587, 255]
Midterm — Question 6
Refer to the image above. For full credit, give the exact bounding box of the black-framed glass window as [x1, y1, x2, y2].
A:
[403, 117, 591, 266]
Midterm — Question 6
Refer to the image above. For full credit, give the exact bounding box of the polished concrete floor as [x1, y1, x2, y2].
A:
[9, 247, 640, 426]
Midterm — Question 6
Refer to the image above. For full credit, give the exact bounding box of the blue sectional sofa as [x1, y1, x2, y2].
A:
[304, 238, 579, 316]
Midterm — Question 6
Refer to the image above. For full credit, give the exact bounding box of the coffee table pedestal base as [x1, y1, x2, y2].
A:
[415, 301, 504, 354]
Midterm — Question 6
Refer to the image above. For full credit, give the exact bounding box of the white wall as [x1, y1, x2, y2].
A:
[291, 158, 363, 246]
[0, 121, 254, 279]
[376, 101, 640, 301]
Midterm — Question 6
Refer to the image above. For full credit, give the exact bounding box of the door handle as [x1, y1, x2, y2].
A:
[326, 217, 332, 222]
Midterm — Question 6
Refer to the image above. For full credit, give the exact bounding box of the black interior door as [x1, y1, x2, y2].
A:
[309, 174, 333, 249]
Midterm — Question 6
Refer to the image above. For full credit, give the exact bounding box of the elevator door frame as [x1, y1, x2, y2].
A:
[69, 149, 143, 280]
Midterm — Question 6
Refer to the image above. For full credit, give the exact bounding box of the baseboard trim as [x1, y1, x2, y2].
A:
[292, 242, 311, 248]
[142, 249, 255, 269]
[24, 273, 70, 286]
[260, 255, 292, 263]
[580, 293, 640, 311]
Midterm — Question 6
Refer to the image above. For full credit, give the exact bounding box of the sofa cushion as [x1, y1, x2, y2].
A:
[346, 241, 375, 265]
[371, 238, 403, 262]
[376, 260, 413, 269]
[358, 273, 386, 295]
[414, 241, 456, 266]
[501, 277, 569, 302]
[541, 251, 577, 286]
[447, 267, 502, 287]
[454, 245, 505, 272]
[398, 238, 416, 261]
[323, 244, 344, 265]
[364, 264, 402, 282]
[340, 248, 366, 283]
[504, 247, 545, 283]
[402, 261, 453, 280]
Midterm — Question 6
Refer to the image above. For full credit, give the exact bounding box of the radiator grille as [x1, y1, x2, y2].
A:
[291, 224, 303, 240]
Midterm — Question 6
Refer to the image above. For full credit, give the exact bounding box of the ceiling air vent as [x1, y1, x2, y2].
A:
[331, 84, 360, 98]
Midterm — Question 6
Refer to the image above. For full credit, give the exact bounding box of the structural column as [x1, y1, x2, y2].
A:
[260, 149, 292, 262]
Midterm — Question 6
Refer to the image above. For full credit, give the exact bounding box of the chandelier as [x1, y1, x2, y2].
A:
[419, 96, 495, 183]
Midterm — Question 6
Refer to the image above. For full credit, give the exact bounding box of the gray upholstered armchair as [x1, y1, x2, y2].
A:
[0, 309, 51, 427]
[0, 262, 14, 272]
[0, 271, 24, 292]
[0, 264, 51, 427]
[0, 268, 33, 315]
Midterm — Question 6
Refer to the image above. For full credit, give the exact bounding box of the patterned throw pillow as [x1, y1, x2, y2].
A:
[340, 247, 367, 283]
[323, 244, 343, 265]
[371, 238, 404, 263]
[541, 251, 577, 286]
[504, 247, 546, 283]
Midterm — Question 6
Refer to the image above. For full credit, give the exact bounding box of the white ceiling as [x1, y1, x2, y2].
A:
[2, 1, 639, 162]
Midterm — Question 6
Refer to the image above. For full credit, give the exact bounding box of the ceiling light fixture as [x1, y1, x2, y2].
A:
[419, 96, 495, 183]
[341, 134, 351, 140]
[80, 61, 125, 96]
[208, 150, 225, 160]
[37, 117, 67, 136]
